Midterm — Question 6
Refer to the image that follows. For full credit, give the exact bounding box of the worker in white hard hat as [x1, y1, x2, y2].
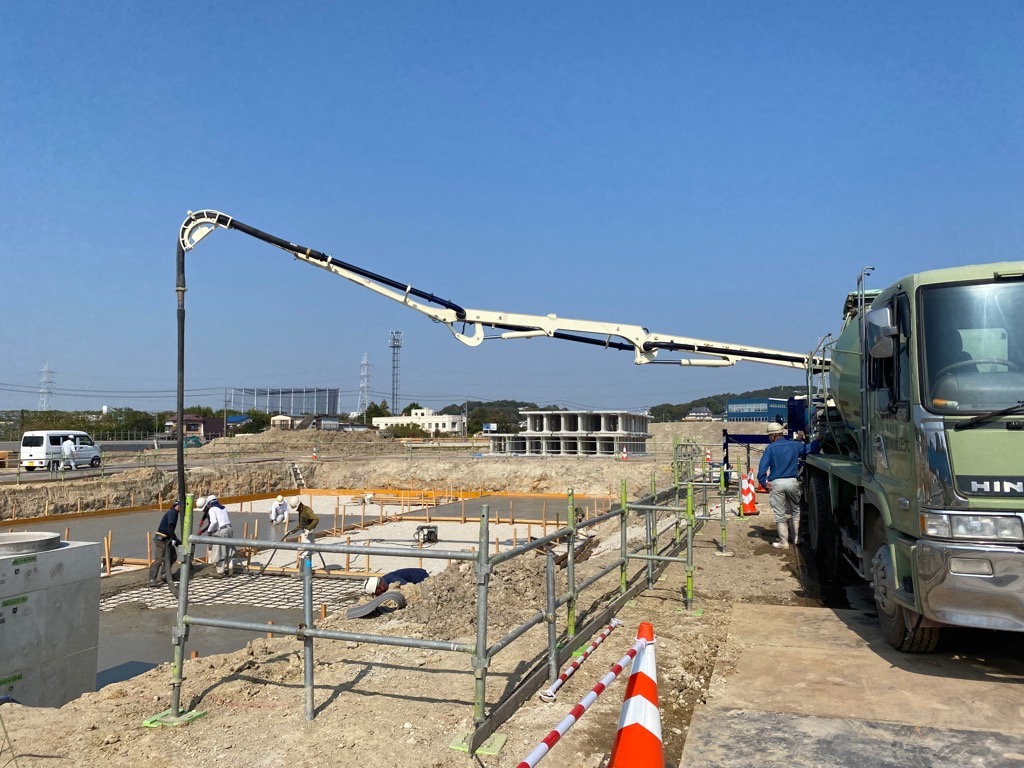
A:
[202, 494, 235, 576]
[757, 421, 818, 551]
[363, 568, 429, 597]
[268, 494, 288, 525]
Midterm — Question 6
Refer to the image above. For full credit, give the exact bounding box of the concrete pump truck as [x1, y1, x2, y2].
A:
[178, 210, 1024, 652]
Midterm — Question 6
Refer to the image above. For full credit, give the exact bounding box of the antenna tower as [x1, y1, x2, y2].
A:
[38, 363, 56, 410]
[389, 331, 403, 415]
[357, 353, 371, 414]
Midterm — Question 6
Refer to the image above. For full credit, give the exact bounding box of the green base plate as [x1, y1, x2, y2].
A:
[678, 607, 705, 616]
[449, 731, 508, 755]
[142, 708, 208, 728]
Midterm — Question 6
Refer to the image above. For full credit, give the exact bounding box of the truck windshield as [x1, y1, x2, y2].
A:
[921, 279, 1024, 414]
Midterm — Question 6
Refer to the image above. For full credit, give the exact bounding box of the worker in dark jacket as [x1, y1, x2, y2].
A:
[364, 567, 429, 597]
[149, 500, 182, 587]
[286, 497, 319, 543]
[758, 422, 819, 550]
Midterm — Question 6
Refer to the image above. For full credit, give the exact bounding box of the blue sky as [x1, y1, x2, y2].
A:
[2, 2, 1022, 414]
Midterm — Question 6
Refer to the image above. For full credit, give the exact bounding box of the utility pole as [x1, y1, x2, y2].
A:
[389, 331, 402, 416]
[358, 353, 370, 423]
[38, 363, 56, 410]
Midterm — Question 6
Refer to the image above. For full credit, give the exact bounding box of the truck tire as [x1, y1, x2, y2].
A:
[90, 456, 101, 468]
[868, 517, 940, 653]
[806, 471, 838, 578]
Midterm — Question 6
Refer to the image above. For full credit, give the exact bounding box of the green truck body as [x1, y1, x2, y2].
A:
[804, 261, 1024, 651]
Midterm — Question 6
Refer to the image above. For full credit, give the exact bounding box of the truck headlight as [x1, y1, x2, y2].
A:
[921, 513, 1024, 542]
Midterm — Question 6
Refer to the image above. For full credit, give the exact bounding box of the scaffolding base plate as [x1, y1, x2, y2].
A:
[449, 731, 508, 755]
[142, 708, 207, 728]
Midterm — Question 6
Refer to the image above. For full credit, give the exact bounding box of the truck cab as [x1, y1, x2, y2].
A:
[804, 263, 1024, 651]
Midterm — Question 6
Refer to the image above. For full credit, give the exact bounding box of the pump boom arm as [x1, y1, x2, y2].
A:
[180, 209, 825, 371]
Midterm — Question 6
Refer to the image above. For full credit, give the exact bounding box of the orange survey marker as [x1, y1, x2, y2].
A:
[608, 622, 664, 768]
[750, 468, 766, 494]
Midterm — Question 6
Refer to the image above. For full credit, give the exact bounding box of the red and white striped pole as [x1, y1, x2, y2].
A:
[515, 631, 649, 768]
[539, 619, 623, 702]
[608, 622, 664, 767]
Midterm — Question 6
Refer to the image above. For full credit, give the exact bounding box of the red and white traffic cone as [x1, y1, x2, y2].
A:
[312, 448, 318, 461]
[608, 622, 664, 768]
[621, 447, 628, 461]
[741, 472, 758, 516]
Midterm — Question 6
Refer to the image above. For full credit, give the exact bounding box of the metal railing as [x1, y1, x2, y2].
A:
[153, 461, 729, 753]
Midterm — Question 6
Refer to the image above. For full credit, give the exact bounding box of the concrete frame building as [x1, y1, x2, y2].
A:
[488, 409, 650, 457]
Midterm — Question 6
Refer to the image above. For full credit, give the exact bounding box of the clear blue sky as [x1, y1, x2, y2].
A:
[2, 3, 1022, 415]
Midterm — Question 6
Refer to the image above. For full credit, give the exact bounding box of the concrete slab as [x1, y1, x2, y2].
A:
[681, 604, 1024, 767]
[683, 708, 1024, 768]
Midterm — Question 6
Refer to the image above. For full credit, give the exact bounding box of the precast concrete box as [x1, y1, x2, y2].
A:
[0, 532, 101, 707]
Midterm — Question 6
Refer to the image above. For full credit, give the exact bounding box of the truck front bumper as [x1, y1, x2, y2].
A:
[916, 541, 1024, 632]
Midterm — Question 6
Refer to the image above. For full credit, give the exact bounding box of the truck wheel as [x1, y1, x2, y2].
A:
[807, 472, 838, 578]
[90, 456, 101, 468]
[868, 517, 940, 653]
[25, 466, 35, 472]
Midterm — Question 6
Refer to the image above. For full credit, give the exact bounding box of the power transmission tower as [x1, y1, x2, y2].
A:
[357, 353, 371, 415]
[38, 363, 56, 410]
[389, 330, 402, 415]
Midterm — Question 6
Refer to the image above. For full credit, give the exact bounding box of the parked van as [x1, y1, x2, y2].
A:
[19, 430, 102, 471]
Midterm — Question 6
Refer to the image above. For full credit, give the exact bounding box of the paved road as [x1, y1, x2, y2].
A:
[680, 601, 1024, 767]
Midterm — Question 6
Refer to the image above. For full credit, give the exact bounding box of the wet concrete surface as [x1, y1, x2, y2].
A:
[4, 494, 580, 689]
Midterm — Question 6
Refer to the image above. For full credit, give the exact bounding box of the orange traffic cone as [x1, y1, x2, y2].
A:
[705, 449, 711, 464]
[741, 472, 758, 516]
[621, 448, 628, 461]
[608, 622, 664, 768]
[750, 468, 766, 494]
[312, 448, 318, 461]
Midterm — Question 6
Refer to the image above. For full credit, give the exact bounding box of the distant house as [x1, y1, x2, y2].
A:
[271, 414, 295, 430]
[163, 414, 225, 441]
[372, 408, 465, 435]
[685, 406, 715, 421]
[226, 414, 252, 434]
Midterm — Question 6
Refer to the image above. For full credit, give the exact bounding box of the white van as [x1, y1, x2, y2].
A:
[19, 430, 103, 471]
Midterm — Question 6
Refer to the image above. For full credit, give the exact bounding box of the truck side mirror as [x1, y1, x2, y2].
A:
[865, 306, 897, 358]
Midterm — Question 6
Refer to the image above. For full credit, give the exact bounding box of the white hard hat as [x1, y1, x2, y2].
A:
[194, 496, 208, 511]
[288, 496, 300, 510]
[766, 422, 784, 436]
[364, 577, 381, 595]
[275, 495, 284, 503]
[208, 494, 219, 504]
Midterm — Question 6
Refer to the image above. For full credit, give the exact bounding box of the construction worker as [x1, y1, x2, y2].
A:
[364, 567, 429, 597]
[149, 500, 182, 587]
[268, 494, 288, 524]
[197, 495, 235, 576]
[287, 497, 319, 543]
[757, 423, 818, 550]
[60, 435, 77, 471]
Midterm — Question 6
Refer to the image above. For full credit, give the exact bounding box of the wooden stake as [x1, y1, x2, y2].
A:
[190, 650, 199, 660]
[267, 620, 275, 638]
[320, 604, 327, 620]
[345, 536, 351, 572]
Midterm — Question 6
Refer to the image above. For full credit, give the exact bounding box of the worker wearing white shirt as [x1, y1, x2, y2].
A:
[268, 494, 288, 524]
[61, 436, 77, 470]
